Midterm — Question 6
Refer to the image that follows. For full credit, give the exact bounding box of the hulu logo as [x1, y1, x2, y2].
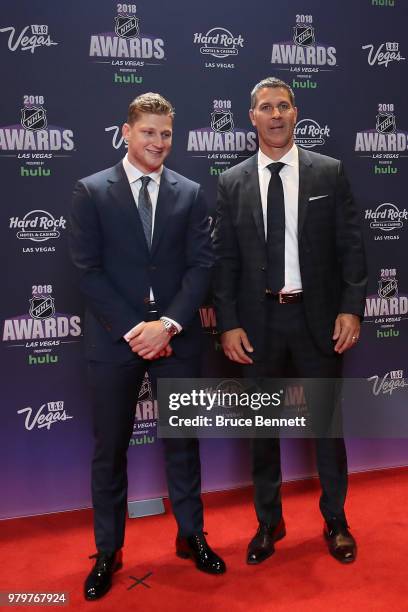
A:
[28, 354, 58, 365]
[292, 79, 317, 89]
[114, 73, 143, 84]
[129, 435, 154, 446]
[377, 329, 399, 338]
[372, 0, 395, 6]
[374, 165, 398, 175]
[21, 167, 51, 177]
[209, 166, 226, 176]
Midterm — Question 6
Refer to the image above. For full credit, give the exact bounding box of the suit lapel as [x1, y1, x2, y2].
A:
[107, 162, 149, 252]
[298, 147, 313, 238]
[151, 167, 178, 256]
[244, 154, 265, 243]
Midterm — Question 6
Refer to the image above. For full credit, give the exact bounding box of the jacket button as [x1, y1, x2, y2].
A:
[260, 266, 266, 271]
[149, 265, 157, 271]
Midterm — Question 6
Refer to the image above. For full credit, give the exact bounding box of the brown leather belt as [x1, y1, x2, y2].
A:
[265, 290, 303, 304]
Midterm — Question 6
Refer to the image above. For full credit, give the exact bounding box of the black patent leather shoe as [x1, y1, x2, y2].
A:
[247, 518, 286, 565]
[176, 533, 226, 574]
[84, 550, 122, 600]
[324, 519, 356, 564]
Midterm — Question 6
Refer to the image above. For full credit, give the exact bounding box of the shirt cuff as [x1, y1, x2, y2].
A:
[160, 316, 182, 333]
[123, 321, 145, 342]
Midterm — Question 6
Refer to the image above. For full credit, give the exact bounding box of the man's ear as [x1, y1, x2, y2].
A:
[122, 122, 130, 140]
[249, 108, 256, 128]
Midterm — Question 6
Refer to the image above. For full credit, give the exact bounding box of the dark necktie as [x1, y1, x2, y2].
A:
[138, 176, 153, 248]
[266, 162, 286, 293]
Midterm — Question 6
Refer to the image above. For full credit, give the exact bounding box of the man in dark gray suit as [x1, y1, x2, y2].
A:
[70, 93, 225, 601]
[213, 77, 367, 565]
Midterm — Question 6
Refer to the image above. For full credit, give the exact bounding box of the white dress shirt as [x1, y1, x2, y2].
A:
[122, 154, 181, 340]
[258, 144, 302, 293]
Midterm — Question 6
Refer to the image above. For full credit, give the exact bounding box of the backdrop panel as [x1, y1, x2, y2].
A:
[1, 0, 407, 519]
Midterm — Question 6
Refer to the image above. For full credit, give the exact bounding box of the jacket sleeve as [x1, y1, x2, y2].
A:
[162, 186, 214, 328]
[212, 174, 242, 332]
[69, 180, 143, 341]
[335, 162, 368, 317]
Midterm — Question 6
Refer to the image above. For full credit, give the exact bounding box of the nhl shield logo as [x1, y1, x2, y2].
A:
[378, 279, 398, 299]
[376, 113, 396, 134]
[210, 111, 234, 133]
[115, 15, 139, 38]
[293, 25, 315, 47]
[138, 373, 153, 402]
[21, 107, 47, 131]
[29, 296, 55, 319]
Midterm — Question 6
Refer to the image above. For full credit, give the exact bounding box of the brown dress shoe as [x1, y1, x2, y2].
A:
[247, 518, 286, 564]
[324, 519, 356, 564]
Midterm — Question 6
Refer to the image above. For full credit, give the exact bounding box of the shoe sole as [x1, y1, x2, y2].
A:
[246, 527, 286, 565]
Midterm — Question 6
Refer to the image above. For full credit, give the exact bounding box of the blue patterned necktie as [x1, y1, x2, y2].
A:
[138, 176, 153, 248]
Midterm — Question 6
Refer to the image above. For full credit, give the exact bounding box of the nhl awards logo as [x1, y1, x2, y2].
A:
[355, 104, 408, 173]
[187, 100, 257, 174]
[364, 268, 408, 339]
[29, 295, 55, 319]
[89, 5, 165, 82]
[2, 285, 82, 364]
[21, 106, 47, 131]
[271, 14, 336, 90]
[0, 95, 75, 174]
[293, 23, 315, 47]
[376, 111, 396, 133]
[114, 14, 139, 38]
[378, 275, 398, 299]
[131, 373, 158, 447]
[211, 109, 234, 133]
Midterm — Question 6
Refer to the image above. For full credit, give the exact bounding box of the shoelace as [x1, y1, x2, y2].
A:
[88, 552, 113, 572]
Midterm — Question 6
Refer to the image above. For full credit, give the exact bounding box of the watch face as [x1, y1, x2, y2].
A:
[162, 319, 177, 335]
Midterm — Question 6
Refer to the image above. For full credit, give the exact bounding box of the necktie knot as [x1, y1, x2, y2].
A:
[267, 162, 285, 175]
[140, 176, 151, 188]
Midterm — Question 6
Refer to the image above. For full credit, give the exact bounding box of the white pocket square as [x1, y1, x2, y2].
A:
[309, 194, 328, 201]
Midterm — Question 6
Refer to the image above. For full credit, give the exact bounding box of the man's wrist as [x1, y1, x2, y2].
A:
[160, 317, 179, 337]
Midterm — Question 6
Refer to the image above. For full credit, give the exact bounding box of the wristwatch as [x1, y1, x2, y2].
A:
[160, 318, 179, 337]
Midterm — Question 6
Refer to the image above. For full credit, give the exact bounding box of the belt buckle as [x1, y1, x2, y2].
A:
[278, 292, 284, 304]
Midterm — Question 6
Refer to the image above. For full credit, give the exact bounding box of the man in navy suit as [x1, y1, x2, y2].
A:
[213, 78, 367, 566]
[70, 93, 225, 601]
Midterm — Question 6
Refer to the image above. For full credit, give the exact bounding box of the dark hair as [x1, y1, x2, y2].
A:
[250, 77, 295, 109]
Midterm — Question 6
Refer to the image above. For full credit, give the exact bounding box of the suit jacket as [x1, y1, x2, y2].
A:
[69, 161, 213, 362]
[213, 147, 367, 358]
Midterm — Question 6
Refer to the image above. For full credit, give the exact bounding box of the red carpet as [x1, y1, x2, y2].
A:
[1, 468, 407, 611]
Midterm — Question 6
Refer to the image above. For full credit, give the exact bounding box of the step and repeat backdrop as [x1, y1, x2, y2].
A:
[1, 0, 407, 519]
